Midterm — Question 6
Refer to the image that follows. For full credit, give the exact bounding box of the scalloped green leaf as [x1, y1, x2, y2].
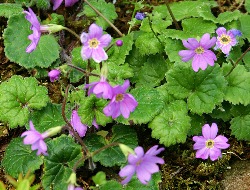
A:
[209, 101, 232, 122]
[240, 15, 250, 41]
[222, 64, 250, 105]
[149, 100, 191, 146]
[246, 0, 250, 12]
[136, 55, 168, 87]
[36, 0, 50, 9]
[99, 180, 122, 190]
[85, 125, 138, 167]
[166, 63, 226, 114]
[0, 3, 23, 18]
[30, 103, 67, 132]
[82, 0, 117, 29]
[42, 135, 83, 190]
[163, 38, 183, 62]
[78, 95, 112, 127]
[2, 137, 43, 178]
[216, 10, 243, 25]
[116, 87, 164, 124]
[197, 3, 217, 23]
[188, 113, 204, 136]
[0, 75, 49, 128]
[135, 32, 163, 55]
[230, 115, 250, 141]
[4, 14, 60, 69]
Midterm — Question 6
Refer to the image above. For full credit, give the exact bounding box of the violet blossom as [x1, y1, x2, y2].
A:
[51, 0, 79, 10]
[135, 12, 146, 20]
[21, 121, 49, 156]
[85, 76, 113, 99]
[70, 110, 88, 137]
[103, 80, 138, 119]
[119, 145, 165, 185]
[193, 123, 230, 161]
[179, 33, 217, 72]
[68, 184, 83, 190]
[81, 23, 111, 63]
[215, 27, 239, 56]
[48, 69, 61, 82]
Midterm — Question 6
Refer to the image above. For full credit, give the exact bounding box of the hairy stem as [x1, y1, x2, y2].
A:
[62, 27, 81, 41]
[165, 0, 181, 30]
[91, 142, 120, 157]
[67, 63, 100, 77]
[148, 16, 164, 47]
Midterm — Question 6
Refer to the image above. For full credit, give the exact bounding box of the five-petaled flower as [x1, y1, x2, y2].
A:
[48, 69, 61, 82]
[70, 110, 88, 137]
[215, 27, 239, 56]
[179, 33, 217, 72]
[85, 76, 113, 99]
[119, 145, 165, 185]
[21, 121, 49, 156]
[192, 123, 230, 161]
[81, 23, 112, 63]
[51, 0, 79, 10]
[103, 80, 138, 119]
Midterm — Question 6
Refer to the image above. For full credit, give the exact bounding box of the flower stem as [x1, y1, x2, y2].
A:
[225, 46, 250, 77]
[148, 16, 164, 47]
[84, 0, 123, 37]
[91, 142, 120, 157]
[85, 60, 91, 96]
[67, 63, 100, 77]
[165, 0, 181, 30]
[62, 27, 81, 41]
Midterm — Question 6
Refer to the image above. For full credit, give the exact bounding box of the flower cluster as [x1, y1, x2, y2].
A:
[192, 123, 230, 161]
[119, 145, 165, 184]
[86, 78, 138, 119]
[179, 27, 241, 72]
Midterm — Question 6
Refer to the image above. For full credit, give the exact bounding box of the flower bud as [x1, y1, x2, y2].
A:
[119, 144, 135, 157]
[116, 40, 123, 47]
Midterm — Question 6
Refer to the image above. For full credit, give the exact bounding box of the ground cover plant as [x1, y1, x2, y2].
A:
[0, 0, 250, 189]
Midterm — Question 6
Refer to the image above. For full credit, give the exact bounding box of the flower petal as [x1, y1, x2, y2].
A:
[99, 34, 112, 48]
[214, 135, 230, 149]
[65, 0, 78, 7]
[81, 46, 93, 60]
[202, 124, 212, 139]
[216, 27, 227, 36]
[51, 0, 63, 10]
[88, 23, 103, 39]
[210, 123, 218, 139]
[196, 147, 209, 160]
[136, 165, 152, 184]
[119, 165, 136, 184]
[193, 136, 206, 150]
[179, 50, 195, 62]
[209, 147, 222, 161]
[92, 47, 108, 63]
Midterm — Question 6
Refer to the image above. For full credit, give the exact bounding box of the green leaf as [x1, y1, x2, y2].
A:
[0, 75, 49, 128]
[149, 100, 191, 147]
[0, 3, 23, 18]
[197, 3, 217, 23]
[125, 173, 161, 190]
[4, 14, 60, 69]
[36, 0, 50, 9]
[231, 104, 250, 117]
[230, 115, 250, 141]
[116, 87, 164, 124]
[209, 101, 232, 122]
[222, 64, 250, 105]
[15, 0, 32, 6]
[78, 95, 112, 126]
[83, 0, 117, 29]
[30, 103, 67, 132]
[42, 135, 83, 190]
[216, 10, 242, 25]
[135, 32, 163, 55]
[85, 125, 138, 167]
[99, 180, 122, 190]
[163, 38, 183, 62]
[166, 63, 226, 114]
[188, 113, 204, 136]
[240, 15, 250, 41]
[17, 180, 29, 190]
[245, 0, 250, 12]
[2, 137, 43, 178]
[92, 171, 107, 186]
[136, 55, 168, 87]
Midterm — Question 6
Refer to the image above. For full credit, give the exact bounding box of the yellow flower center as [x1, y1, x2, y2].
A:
[205, 139, 214, 149]
[88, 38, 99, 48]
[115, 94, 124, 102]
[195, 46, 204, 54]
[219, 34, 231, 45]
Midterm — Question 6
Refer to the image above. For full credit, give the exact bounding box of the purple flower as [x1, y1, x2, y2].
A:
[193, 123, 230, 161]
[103, 80, 138, 119]
[81, 23, 111, 63]
[70, 110, 88, 137]
[119, 145, 165, 185]
[48, 69, 61, 82]
[68, 184, 83, 190]
[179, 33, 217, 72]
[215, 27, 238, 56]
[85, 76, 113, 99]
[230, 29, 242, 37]
[116, 40, 123, 47]
[135, 12, 146, 20]
[21, 121, 49, 156]
[51, 0, 79, 10]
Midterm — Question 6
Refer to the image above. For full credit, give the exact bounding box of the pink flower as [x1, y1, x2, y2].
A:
[68, 184, 83, 190]
[103, 80, 138, 119]
[119, 145, 165, 185]
[23, 8, 50, 53]
[85, 76, 113, 99]
[179, 33, 217, 72]
[80, 23, 111, 63]
[51, 0, 79, 10]
[48, 69, 61, 82]
[70, 110, 88, 137]
[193, 123, 230, 161]
[215, 27, 238, 56]
[21, 121, 49, 156]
